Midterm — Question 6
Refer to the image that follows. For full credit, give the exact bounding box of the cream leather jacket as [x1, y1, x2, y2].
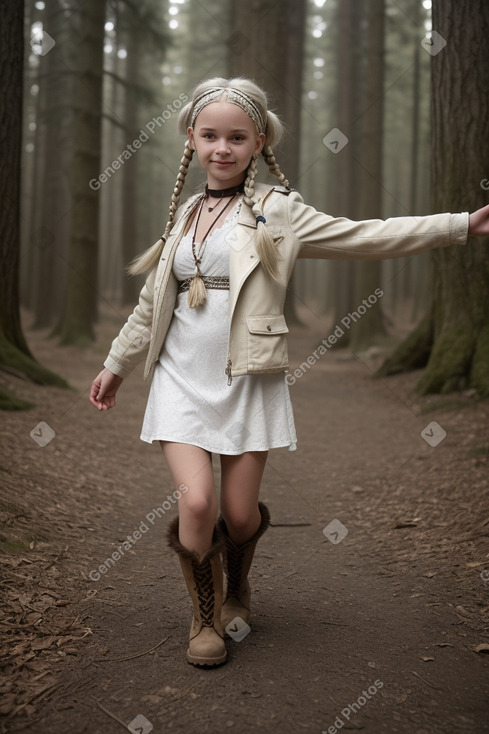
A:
[104, 183, 468, 383]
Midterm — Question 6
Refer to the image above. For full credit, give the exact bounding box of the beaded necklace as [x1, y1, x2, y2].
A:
[188, 192, 238, 308]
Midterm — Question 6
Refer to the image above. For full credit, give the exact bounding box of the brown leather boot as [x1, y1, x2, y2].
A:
[217, 502, 271, 636]
[167, 518, 227, 667]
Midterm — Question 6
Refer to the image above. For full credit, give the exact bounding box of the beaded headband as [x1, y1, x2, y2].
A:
[190, 87, 266, 133]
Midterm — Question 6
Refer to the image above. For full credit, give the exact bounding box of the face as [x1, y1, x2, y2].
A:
[188, 100, 265, 189]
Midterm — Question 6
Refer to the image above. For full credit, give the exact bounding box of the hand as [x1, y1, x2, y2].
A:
[90, 368, 124, 411]
[469, 203, 489, 236]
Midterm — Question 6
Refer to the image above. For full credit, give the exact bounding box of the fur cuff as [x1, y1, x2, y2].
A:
[217, 502, 271, 546]
[167, 516, 223, 564]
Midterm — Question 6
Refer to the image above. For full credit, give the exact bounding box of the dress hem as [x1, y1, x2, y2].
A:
[139, 434, 297, 455]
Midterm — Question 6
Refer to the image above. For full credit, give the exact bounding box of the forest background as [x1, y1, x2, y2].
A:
[1, 2, 489, 730]
[1, 0, 489, 404]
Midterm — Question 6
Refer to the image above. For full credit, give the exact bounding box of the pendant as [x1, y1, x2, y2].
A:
[206, 196, 222, 213]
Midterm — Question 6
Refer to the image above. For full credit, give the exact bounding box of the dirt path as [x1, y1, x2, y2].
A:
[1, 309, 489, 733]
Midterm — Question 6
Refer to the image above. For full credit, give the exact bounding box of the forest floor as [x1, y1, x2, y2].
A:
[1, 305, 489, 734]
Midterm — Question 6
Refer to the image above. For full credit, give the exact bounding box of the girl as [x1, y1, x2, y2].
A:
[90, 77, 489, 668]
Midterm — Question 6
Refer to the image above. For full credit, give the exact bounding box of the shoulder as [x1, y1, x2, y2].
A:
[254, 183, 302, 212]
[254, 183, 297, 200]
[253, 184, 305, 223]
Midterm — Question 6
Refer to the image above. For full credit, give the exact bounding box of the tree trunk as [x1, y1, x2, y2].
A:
[58, 0, 105, 345]
[282, 0, 306, 325]
[328, 0, 363, 347]
[228, 0, 306, 324]
[0, 0, 68, 409]
[121, 28, 142, 306]
[31, 0, 75, 329]
[349, 0, 388, 351]
[409, 0, 421, 214]
[378, 1, 489, 395]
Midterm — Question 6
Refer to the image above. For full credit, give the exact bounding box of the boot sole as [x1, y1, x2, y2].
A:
[186, 652, 227, 667]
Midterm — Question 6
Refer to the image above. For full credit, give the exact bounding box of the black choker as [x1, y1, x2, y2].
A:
[205, 182, 245, 198]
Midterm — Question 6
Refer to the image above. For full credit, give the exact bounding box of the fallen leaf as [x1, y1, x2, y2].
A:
[0, 693, 18, 716]
[31, 636, 58, 651]
[394, 519, 418, 529]
[473, 643, 489, 654]
[63, 646, 79, 655]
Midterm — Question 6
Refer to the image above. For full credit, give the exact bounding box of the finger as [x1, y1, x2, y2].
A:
[95, 383, 107, 402]
[90, 382, 101, 400]
[90, 392, 102, 408]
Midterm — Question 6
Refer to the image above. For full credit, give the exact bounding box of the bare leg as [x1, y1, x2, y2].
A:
[219, 451, 268, 544]
[160, 442, 217, 556]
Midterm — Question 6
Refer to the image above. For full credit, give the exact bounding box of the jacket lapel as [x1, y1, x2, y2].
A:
[228, 195, 261, 315]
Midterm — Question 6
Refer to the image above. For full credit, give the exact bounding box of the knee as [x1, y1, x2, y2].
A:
[181, 490, 217, 525]
[220, 507, 260, 539]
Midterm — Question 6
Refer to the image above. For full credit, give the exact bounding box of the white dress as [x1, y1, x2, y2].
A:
[140, 199, 297, 455]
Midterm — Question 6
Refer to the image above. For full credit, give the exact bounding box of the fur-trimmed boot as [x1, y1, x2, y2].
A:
[167, 517, 227, 667]
[217, 502, 271, 635]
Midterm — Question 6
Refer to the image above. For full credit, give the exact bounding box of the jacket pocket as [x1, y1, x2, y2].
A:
[246, 315, 289, 370]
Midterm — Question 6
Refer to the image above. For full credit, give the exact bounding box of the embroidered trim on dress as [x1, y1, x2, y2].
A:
[178, 275, 230, 293]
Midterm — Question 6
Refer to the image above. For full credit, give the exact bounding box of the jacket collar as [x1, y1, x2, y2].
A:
[168, 182, 275, 240]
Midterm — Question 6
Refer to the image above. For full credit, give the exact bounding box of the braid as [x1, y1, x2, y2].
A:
[243, 155, 258, 208]
[262, 146, 289, 188]
[243, 154, 284, 281]
[162, 141, 194, 241]
[128, 142, 193, 276]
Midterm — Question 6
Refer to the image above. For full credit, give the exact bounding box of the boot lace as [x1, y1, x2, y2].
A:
[224, 543, 244, 600]
[192, 558, 215, 627]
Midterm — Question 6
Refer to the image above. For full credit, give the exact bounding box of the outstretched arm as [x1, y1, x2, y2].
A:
[469, 203, 489, 236]
[282, 188, 489, 261]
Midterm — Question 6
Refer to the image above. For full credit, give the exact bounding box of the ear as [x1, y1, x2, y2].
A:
[254, 132, 266, 156]
[187, 127, 195, 150]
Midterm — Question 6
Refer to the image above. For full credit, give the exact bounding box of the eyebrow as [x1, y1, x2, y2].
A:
[198, 127, 249, 134]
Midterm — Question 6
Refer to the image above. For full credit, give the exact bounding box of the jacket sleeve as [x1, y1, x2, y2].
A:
[103, 267, 156, 378]
[286, 192, 469, 260]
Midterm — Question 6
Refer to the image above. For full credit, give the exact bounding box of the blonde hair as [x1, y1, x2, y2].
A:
[129, 77, 289, 277]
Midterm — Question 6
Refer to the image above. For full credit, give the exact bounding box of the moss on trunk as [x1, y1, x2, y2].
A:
[415, 324, 474, 394]
[470, 324, 489, 397]
[374, 307, 433, 378]
[0, 385, 34, 411]
[0, 334, 70, 389]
